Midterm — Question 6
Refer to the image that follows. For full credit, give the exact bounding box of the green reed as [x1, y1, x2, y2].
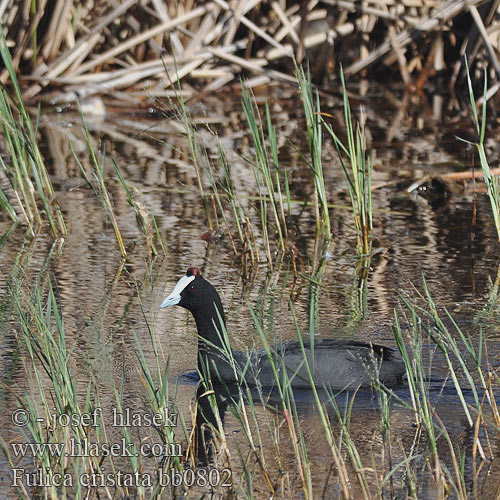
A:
[391, 280, 500, 498]
[249, 303, 315, 498]
[0, 32, 66, 237]
[465, 64, 500, 245]
[296, 66, 332, 244]
[214, 145, 259, 262]
[132, 328, 184, 472]
[4, 251, 197, 499]
[0, 179, 18, 223]
[3, 57, 497, 497]
[73, 104, 127, 259]
[165, 68, 338, 267]
[392, 307, 439, 457]
[323, 70, 372, 255]
[172, 87, 215, 231]
[113, 159, 165, 257]
[169, 87, 263, 263]
[8, 271, 114, 500]
[189, 286, 318, 498]
[227, 283, 348, 497]
[241, 85, 287, 259]
[244, 275, 498, 498]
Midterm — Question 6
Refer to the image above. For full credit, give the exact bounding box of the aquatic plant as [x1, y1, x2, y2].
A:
[296, 65, 332, 244]
[169, 87, 261, 264]
[465, 66, 500, 246]
[241, 84, 289, 260]
[8, 269, 109, 500]
[113, 159, 166, 258]
[0, 33, 66, 237]
[392, 280, 498, 499]
[73, 103, 127, 259]
[323, 69, 372, 256]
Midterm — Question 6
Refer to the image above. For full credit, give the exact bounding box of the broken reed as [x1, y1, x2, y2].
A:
[0, 33, 66, 237]
[324, 70, 372, 256]
[1, 0, 494, 101]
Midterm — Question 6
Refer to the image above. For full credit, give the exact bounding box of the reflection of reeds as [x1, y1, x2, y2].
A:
[347, 256, 371, 329]
[324, 70, 372, 255]
[0, 34, 66, 237]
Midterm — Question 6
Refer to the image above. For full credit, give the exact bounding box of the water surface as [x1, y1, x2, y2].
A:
[1, 84, 499, 498]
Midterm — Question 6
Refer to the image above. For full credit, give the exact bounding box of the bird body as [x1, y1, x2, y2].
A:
[160, 267, 405, 390]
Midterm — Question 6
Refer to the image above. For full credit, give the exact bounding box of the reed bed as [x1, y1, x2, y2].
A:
[5, 248, 499, 499]
[168, 66, 337, 270]
[1, 13, 500, 497]
[3, 258, 196, 500]
[1, 0, 500, 101]
[323, 68, 372, 256]
[0, 34, 66, 237]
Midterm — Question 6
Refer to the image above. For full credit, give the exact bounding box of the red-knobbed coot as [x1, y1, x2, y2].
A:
[160, 267, 405, 390]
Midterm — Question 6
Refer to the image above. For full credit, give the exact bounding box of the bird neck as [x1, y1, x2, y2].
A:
[192, 299, 228, 361]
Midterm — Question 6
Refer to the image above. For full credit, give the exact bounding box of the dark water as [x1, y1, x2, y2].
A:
[1, 86, 500, 498]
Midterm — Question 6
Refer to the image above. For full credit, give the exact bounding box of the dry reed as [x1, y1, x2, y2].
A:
[1, 0, 499, 100]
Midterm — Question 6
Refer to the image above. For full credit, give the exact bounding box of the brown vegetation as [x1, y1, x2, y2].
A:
[1, 0, 500, 100]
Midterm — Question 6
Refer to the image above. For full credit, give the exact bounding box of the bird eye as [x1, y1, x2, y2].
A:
[189, 285, 196, 291]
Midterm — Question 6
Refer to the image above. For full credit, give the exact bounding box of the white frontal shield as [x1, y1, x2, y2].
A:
[160, 274, 195, 308]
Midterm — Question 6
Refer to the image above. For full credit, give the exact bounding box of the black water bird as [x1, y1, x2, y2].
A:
[160, 267, 405, 391]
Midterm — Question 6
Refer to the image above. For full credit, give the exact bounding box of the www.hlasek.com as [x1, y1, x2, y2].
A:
[11, 438, 182, 459]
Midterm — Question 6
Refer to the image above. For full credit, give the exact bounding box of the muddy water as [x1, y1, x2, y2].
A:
[1, 86, 500, 498]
